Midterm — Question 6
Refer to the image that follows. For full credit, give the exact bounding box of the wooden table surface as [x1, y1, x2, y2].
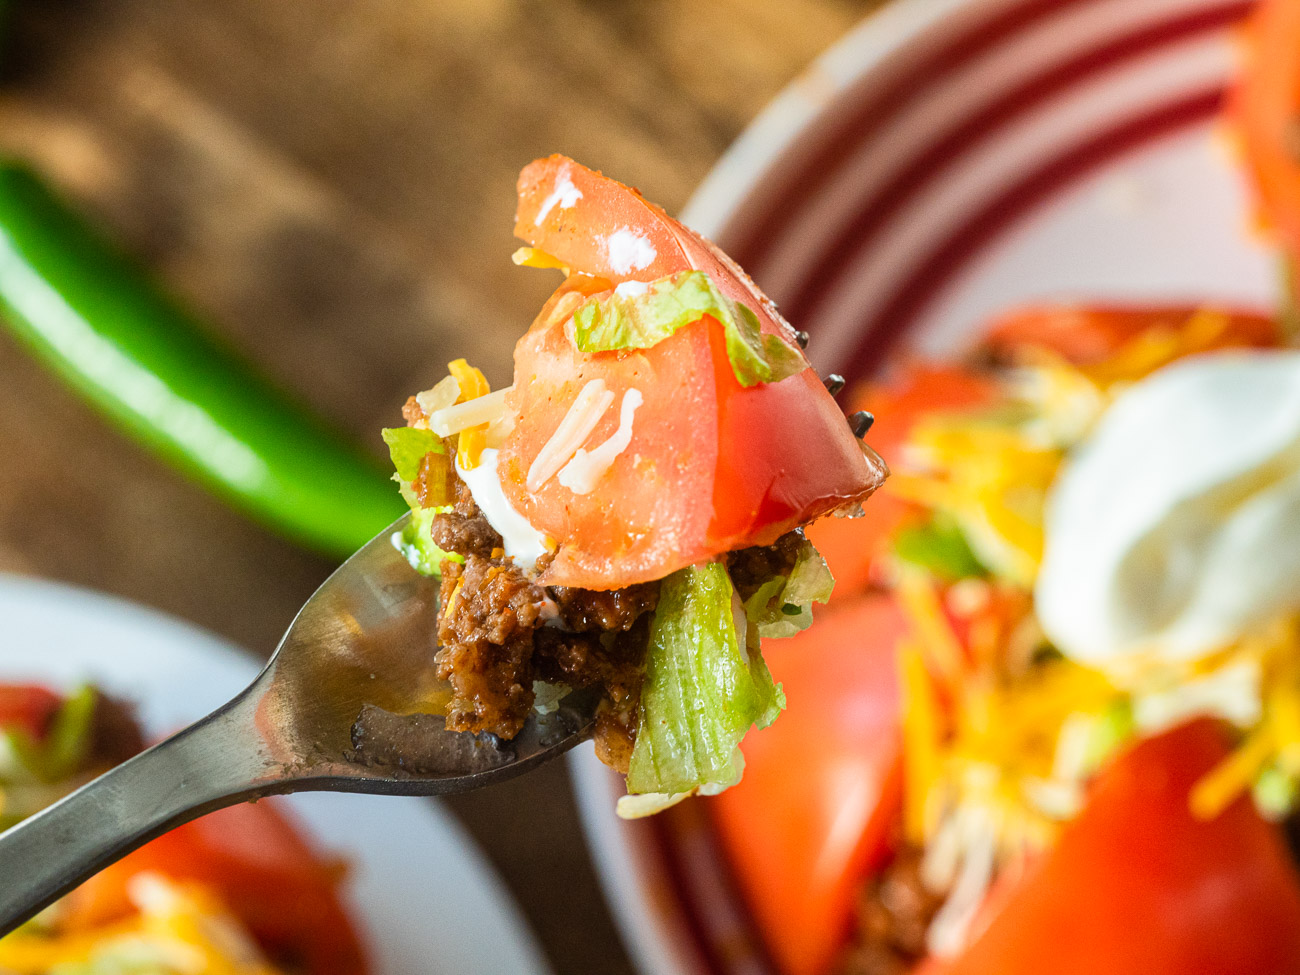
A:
[0, 2, 878, 971]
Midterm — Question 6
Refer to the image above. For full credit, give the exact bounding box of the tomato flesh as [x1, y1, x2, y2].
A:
[710, 595, 907, 975]
[929, 719, 1300, 975]
[1229, 0, 1300, 254]
[62, 800, 369, 975]
[503, 156, 885, 588]
[0, 683, 62, 740]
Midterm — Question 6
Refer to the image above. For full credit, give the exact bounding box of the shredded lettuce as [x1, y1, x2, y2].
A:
[742, 538, 835, 639]
[384, 427, 458, 577]
[0, 685, 99, 829]
[572, 270, 806, 387]
[394, 505, 462, 577]
[627, 562, 785, 796]
[892, 515, 986, 582]
[382, 427, 444, 482]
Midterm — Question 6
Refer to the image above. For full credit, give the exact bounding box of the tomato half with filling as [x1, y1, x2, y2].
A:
[62, 800, 369, 975]
[711, 595, 907, 975]
[924, 719, 1300, 975]
[500, 156, 885, 589]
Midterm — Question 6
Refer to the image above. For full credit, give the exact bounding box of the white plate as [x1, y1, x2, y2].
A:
[0, 572, 553, 975]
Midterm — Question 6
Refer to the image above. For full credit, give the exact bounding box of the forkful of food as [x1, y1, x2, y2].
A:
[0, 157, 886, 935]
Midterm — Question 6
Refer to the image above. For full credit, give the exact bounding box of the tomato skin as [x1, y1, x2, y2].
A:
[504, 157, 884, 588]
[710, 595, 907, 975]
[928, 719, 1300, 975]
[0, 683, 62, 739]
[1229, 0, 1300, 254]
[984, 304, 1279, 365]
[62, 801, 369, 975]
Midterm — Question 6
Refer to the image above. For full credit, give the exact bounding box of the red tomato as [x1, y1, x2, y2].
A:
[807, 365, 997, 596]
[711, 595, 907, 975]
[1229, 0, 1300, 254]
[0, 683, 62, 739]
[501, 156, 885, 588]
[984, 304, 1278, 365]
[927, 719, 1300, 975]
[62, 800, 368, 975]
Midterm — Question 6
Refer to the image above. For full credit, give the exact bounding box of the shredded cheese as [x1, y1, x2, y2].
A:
[511, 247, 570, 273]
[526, 379, 615, 491]
[557, 389, 642, 494]
[429, 387, 512, 438]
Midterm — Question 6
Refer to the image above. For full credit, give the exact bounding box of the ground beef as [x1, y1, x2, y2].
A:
[401, 395, 426, 427]
[838, 848, 945, 975]
[548, 582, 659, 632]
[428, 487, 658, 745]
[435, 554, 545, 739]
[425, 479, 810, 771]
[431, 485, 502, 559]
[532, 622, 648, 774]
[727, 529, 806, 603]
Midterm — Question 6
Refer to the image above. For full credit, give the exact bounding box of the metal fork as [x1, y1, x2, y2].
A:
[0, 513, 599, 935]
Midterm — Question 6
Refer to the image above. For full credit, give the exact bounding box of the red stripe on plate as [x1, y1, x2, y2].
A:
[728, 0, 1126, 267]
[780, 3, 1248, 328]
[840, 87, 1224, 378]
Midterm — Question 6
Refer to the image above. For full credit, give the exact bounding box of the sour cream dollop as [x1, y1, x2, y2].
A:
[1035, 350, 1300, 669]
[455, 448, 549, 572]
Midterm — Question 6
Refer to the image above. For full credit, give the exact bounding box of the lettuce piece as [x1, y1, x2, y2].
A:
[394, 505, 462, 577]
[572, 271, 806, 387]
[382, 427, 445, 482]
[893, 514, 986, 581]
[2, 684, 97, 788]
[742, 538, 835, 639]
[627, 562, 785, 795]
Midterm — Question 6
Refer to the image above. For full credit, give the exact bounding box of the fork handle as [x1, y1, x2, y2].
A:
[0, 687, 283, 935]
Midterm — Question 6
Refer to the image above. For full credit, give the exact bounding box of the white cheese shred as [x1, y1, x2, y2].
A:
[526, 379, 615, 491]
[557, 388, 642, 494]
[534, 169, 583, 226]
[429, 386, 513, 437]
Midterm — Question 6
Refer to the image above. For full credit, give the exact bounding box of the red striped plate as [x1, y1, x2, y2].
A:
[572, 1, 1276, 973]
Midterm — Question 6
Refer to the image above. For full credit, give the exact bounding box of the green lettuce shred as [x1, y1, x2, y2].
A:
[742, 538, 835, 639]
[383, 427, 459, 576]
[572, 271, 807, 387]
[381, 427, 445, 482]
[394, 505, 462, 577]
[1, 685, 100, 828]
[892, 514, 986, 582]
[627, 562, 785, 796]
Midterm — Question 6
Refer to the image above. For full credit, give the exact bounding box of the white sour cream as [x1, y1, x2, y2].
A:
[1035, 351, 1300, 669]
[456, 448, 549, 572]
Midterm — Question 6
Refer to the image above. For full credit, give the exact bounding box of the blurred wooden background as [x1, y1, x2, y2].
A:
[0, 1, 878, 971]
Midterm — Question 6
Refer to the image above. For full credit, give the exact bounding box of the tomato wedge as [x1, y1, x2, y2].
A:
[1229, 0, 1300, 255]
[62, 800, 369, 975]
[500, 156, 886, 588]
[711, 595, 907, 975]
[0, 683, 62, 740]
[926, 719, 1300, 975]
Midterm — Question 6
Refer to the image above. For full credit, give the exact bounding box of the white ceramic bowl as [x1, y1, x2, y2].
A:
[571, 0, 1272, 972]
